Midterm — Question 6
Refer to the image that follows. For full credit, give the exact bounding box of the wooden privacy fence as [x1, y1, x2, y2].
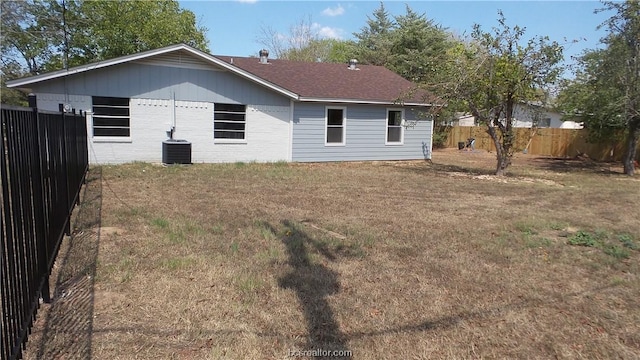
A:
[445, 126, 640, 161]
[1, 96, 89, 360]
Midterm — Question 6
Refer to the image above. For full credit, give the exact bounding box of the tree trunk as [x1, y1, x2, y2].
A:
[622, 120, 639, 176]
[487, 125, 510, 176]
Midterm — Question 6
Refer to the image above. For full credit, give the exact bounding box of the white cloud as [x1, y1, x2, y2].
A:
[321, 4, 345, 17]
[312, 23, 344, 39]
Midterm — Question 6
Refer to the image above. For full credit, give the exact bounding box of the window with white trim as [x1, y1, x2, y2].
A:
[325, 107, 346, 145]
[214, 103, 246, 140]
[536, 117, 551, 128]
[386, 109, 404, 144]
[92, 96, 130, 137]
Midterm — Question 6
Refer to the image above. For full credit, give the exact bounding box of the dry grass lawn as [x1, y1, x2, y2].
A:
[25, 148, 640, 359]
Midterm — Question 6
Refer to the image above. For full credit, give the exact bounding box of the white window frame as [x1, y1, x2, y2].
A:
[91, 96, 131, 142]
[385, 108, 404, 145]
[325, 106, 346, 146]
[214, 103, 247, 144]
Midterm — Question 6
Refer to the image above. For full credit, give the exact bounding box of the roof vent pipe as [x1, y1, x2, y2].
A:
[348, 59, 358, 70]
[259, 49, 269, 64]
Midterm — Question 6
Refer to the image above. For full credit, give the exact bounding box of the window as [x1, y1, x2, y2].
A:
[214, 103, 246, 140]
[536, 117, 551, 128]
[325, 107, 345, 145]
[386, 109, 404, 144]
[92, 96, 130, 137]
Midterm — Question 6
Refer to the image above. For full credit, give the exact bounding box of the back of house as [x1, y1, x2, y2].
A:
[7, 44, 437, 164]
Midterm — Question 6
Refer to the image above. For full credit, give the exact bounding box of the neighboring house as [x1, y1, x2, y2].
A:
[7, 44, 436, 164]
[455, 103, 583, 129]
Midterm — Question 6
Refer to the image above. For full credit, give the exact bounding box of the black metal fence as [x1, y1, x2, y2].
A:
[1, 96, 89, 360]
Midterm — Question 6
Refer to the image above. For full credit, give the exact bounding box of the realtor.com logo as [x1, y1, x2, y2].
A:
[288, 348, 353, 358]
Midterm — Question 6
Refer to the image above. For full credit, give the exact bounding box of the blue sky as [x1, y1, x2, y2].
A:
[179, 1, 613, 66]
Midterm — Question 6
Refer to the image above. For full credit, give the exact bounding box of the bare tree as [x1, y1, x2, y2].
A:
[256, 15, 318, 59]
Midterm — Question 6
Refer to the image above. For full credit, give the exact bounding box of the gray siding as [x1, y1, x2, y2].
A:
[30, 62, 290, 107]
[292, 103, 432, 162]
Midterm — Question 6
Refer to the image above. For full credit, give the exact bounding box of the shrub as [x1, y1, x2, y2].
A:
[568, 231, 599, 247]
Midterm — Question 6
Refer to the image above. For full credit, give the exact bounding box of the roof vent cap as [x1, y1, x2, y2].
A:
[348, 59, 359, 70]
[259, 49, 269, 64]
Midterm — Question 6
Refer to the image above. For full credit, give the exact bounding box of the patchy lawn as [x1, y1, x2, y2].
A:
[27, 149, 640, 359]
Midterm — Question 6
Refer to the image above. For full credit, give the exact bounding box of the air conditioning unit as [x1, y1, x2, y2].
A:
[162, 139, 192, 164]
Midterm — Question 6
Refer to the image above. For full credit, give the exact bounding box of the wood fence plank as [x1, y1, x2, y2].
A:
[445, 126, 639, 161]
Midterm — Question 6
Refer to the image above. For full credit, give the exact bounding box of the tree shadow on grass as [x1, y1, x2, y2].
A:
[264, 220, 351, 358]
[32, 167, 102, 360]
[383, 161, 498, 178]
[344, 283, 619, 341]
[530, 156, 625, 175]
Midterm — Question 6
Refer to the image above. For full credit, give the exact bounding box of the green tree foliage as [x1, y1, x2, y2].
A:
[557, 49, 626, 146]
[1, 0, 58, 75]
[81, 0, 208, 60]
[283, 38, 357, 63]
[1, 0, 208, 105]
[558, 0, 640, 175]
[353, 3, 454, 84]
[433, 12, 563, 175]
[386, 5, 452, 84]
[0, 61, 28, 106]
[353, 2, 395, 66]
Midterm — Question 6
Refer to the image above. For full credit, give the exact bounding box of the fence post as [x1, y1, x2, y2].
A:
[29, 94, 52, 304]
[58, 104, 71, 237]
[76, 111, 83, 204]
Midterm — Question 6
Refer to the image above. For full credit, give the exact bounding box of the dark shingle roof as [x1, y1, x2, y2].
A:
[215, 56, 436, 105]
[6, 43, 436, 105]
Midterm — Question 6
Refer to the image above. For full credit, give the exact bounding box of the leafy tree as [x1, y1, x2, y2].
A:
[432, 12, 563, 175]
[283, 39, 357, 63]
[0, 61, 28, 106]
[324, 39, 359, 63]
[1, 0, 59, 75]
[558, 1, 639, 175]
[353, 2, 394, 66]
[557, 49, 626, 152]
[1, 0, 208, 105]
[75, 0, 208, 61]
[387, 5, 452, 84]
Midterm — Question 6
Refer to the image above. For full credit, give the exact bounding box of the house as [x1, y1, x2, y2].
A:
[7, 44, 436, 164]
[455, 103, 583, 129]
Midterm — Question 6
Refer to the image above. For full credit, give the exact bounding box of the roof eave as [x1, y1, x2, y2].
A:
[6, 44, 189, 88]
[298, 96, 432, 107]
[6, 44, 299, 100]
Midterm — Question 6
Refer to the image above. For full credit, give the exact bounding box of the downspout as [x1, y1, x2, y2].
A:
[289, 99, 294, 161]
[428, 108, 434, 160]
[169, 92, 176, 139]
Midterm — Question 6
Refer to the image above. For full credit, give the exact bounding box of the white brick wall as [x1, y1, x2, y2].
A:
[174, 102, 290, 163]
[36, 93, 292, 164]
[35, 93, 91, 113]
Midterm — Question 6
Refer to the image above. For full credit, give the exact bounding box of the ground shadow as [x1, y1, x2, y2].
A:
[266, 220, 351, 358]
[344, 283, 618, 340]
[530, 156, 624, 175]
[385, 160, 498, 177]
[33, 167, 102, 359]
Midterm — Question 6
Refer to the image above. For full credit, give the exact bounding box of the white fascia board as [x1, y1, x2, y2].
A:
[7, 44, 300, 100]
[7, 44, 188, 88]
[298, 96, 432, 107]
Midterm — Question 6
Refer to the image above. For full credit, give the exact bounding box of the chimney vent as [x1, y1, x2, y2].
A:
[259, 49, 269, 64]
[348, 59, 358, 70]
